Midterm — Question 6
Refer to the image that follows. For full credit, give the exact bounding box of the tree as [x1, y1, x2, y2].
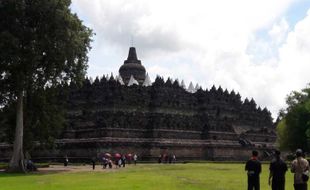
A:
[277, 85, 310, 151]
[0, 85, 68, 151]
[0, 0, 93, 172]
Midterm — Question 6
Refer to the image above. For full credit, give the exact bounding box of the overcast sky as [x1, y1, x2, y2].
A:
[71, 0, 310, 119]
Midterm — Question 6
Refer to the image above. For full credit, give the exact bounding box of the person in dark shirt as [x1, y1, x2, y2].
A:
[91, 157, 96, 170]
[269, 150, 288, 190]
[245, 150, 262, 190]
[64, 155, 69, 167]
[121, 155, 126, 167]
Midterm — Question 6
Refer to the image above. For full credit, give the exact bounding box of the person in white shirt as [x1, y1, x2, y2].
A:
[133, 154, 138, 165]
[291, 149, 309, 190]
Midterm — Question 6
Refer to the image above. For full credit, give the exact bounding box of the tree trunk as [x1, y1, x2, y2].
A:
[7, 90, 26, 173]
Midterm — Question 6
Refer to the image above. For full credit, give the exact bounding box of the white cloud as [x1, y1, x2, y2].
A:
[71, 0, 310, 119]
[276, 10, 310, 96]
[269, 18, 290, 45]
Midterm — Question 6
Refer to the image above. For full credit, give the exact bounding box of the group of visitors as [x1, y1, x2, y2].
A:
[115, 155, 126, 168]
[101, 157, 113, 169]
[245, 149, 309, 190]
[62, 153, 138, 170]
[92, 153, 138, 170]
[158, 154, 176, 164]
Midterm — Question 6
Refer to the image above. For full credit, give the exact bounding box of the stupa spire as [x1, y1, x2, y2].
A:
[124, 47, 141, 64]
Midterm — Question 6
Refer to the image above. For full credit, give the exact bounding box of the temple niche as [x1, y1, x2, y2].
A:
[34, 47, 276, 161]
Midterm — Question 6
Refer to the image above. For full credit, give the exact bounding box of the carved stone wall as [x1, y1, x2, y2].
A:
[0, 76, 276, 161]
[47, 76, 276, 161]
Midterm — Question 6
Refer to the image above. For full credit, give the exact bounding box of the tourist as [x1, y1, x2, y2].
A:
[26, 159, 37, 171]
[126, 154, 132, 164]
[133, 154, 138, 165]
[64, 155, 69, 167]
[168, 155, 172, 164]
[114, 159, 118, 168]
[172, 154, 176, 163]
[108, 159, 113, 168]
[164, 154, 168, 163]
[245, 150, 262, 190]
[102, 157, 107, 169]
[158, 155, 162, 163]
[91, 157, 96, 170]
[118, 158, 122, 168]
[121, 155, 126, 167]
[291, 149, 309, 190]
[268, 150, 288, 190]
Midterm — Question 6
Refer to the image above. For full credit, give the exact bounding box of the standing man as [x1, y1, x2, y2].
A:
[133, 154, 138, 165]
[91, 157, 96, 170]
[269, 150, 288, 190]
[245, 150, 262, 190]
[291, 149, 309, 190]
[121, 155, 126, 167]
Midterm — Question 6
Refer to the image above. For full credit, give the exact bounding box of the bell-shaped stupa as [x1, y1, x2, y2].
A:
[119, 47, 146, 85]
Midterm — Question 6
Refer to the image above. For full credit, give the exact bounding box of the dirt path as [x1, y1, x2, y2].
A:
[37, 164, 126, 174]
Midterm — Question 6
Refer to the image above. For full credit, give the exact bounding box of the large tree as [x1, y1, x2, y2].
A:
[0, 85, 68, 151]
[0, 0, 93, 172]
[277, 85, 310, 151]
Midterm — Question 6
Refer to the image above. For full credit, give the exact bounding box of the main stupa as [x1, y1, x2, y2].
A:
[119, 47, 146, 85]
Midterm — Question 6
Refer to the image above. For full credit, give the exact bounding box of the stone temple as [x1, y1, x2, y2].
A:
[1, 47, 276, 161]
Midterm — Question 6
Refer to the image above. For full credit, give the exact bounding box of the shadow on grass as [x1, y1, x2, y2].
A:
[0, 168, 68, 177]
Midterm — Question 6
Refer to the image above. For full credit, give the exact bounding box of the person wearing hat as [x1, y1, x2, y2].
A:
[245, 150, 262, 190]
[291, 149, 309, 190]
[269, 150, 288, 190]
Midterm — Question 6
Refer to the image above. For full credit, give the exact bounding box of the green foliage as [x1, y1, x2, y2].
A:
[277, 85, 310, 151]
[0, 0, 93, 100]
[0, 85, 69, 150]
[23, 86, 68, 150]
[276, 119, 289, 150]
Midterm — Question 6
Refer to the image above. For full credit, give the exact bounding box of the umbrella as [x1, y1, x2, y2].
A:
[126, 153, 132, 158]
[104, 153, 112, 158]
[114, 153, 121, 158]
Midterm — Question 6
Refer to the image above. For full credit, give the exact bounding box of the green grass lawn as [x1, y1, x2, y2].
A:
[0, 163, 295, 190]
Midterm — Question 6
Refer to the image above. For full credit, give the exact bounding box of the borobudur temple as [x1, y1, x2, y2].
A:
[1, 47, 277, 161]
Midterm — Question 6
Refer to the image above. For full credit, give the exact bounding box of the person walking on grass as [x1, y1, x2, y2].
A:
[269, 150, 288, 190]
[291, 149, 309, 190]
[245, 150, 262, 190]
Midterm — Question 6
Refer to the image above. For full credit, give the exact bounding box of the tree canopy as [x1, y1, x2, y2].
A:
[0, 0, 93, 172]
[0, 85, 67, 149]
[0, 0, 92, 97]
[277, 85, 310, 151]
